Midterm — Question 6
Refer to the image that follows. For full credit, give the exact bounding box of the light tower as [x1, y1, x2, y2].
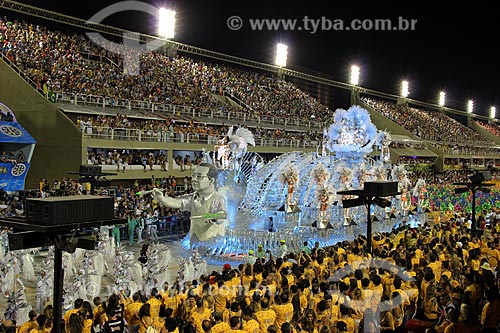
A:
[350, 65, 360, 104]
[438, 91, 446, 108]
[466, 99, 474, 126]
[275, 43, 288, 80]
[158, 8, 176, 39]
[467, 100, 474, 114]
[158, 8, 176, 56]
[397, 80, 409, 106]
[401, 80, 409, 98]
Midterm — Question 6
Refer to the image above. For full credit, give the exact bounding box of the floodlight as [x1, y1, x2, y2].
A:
[401, 80, 409, 98]
[350, 65, 360, 86]
[490, 106, 496, 119]
[158, 8, 175, 39]
[467, 100, 474, 114]
[438, 91, 446, 107]
[275, 43, 288, 67]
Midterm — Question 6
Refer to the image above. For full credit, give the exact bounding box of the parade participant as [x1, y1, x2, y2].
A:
[128, 213, 139, 245]
[256, 244, 266, 260]
[279, 240, 288, 258]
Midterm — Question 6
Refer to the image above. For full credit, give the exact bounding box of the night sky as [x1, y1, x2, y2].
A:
[3, 0, 498, 117]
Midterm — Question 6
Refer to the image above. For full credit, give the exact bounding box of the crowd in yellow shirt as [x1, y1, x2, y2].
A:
[5, 216, 500, 333]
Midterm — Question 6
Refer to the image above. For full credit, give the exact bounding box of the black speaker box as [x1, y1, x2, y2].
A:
[469, 171, 492, 184]
[79, 164, 102, 175]
[8, 231, 53, 250]
[25, 195, 114, 225]
[364, 181, 399, 196]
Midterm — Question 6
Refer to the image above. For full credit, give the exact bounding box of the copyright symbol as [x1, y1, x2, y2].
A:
[227, 16, 243, 30]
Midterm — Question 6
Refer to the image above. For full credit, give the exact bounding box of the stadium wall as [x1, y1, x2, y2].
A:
[0, 59, 82, 189]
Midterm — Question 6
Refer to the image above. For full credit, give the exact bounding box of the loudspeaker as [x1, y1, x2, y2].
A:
[8, 231, 53, 250]
[364, 181, 398, 196]
[76, 236, 97, 250]
[79, 164, 102, 175]
[469, 171, 492, 184]
[25, 195, 114, 225]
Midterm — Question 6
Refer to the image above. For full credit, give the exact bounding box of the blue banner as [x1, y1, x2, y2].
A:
[0, 120, 36, 144]
[0, 162, 30, 191]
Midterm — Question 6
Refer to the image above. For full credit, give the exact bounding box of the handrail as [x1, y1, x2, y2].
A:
[222, 88, 254, 112]
[52, 91, 325, 130]
[80, 125, 319, 149]
[427, 140, 499, 149]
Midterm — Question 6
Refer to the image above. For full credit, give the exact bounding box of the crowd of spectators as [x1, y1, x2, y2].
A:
[362, 97, 492, 145]
[476, 120, 500, 137]
[76, 114, 323, 146]
[430, 143, 500, 156]
[390, 141, 428, 150]
[396, 156, 434, 168]
[0, 17, 329, 126]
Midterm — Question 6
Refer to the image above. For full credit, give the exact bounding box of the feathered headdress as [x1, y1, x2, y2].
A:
[227, 126, 256, 155]
[311, 163, 330, 186]
[278, 163, 300, 185]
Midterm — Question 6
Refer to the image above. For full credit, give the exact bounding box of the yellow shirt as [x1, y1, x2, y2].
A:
[336, 317, 356, 333]
[190, 308, 212, 333]
[83, 319, 93, 333]
[486, 248, 500, 267]
[243, 319, 260, 333]
[481, 299, 500, 328]
[63, 308, 80, 327]
[470, 258, 480, 272]
[211, 322, 231, 333]
[255, 309, 276, 331]
[125, 301, 143, 325]
[163, 295, 180, 314]
[19, 320, 38, 333]
[427, 262, 442, 282]
[271, 303, 294, 328]
[152, 317, 167, 333]
[213, 292, 229, 313]
[147, 298, 162, 318]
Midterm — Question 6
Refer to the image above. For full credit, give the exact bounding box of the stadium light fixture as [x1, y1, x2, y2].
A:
[401, 80, 409, 98]
[467, 100, 474, 114]
[490, 106, 496, 119]
[350, 65, 360, 86]
[158, 8, 176, 39]
[275, 43, 288, 67]
[438, 91, 446, 107]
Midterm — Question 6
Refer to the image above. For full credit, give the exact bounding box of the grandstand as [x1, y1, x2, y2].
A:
[1, 6, 500, 189]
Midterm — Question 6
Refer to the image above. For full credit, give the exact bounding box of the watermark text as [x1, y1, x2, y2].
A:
[227, 15, 418, 33]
